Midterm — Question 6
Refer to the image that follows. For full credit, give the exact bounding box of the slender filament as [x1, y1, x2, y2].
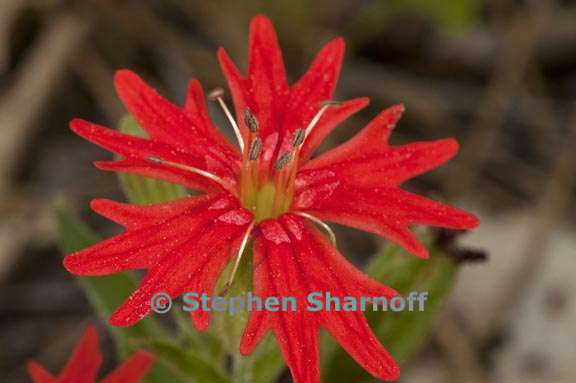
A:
[209, 88, 245, 152]
[294, 211, 336, 245]
[303, 101, 342, 143]
[220, 222, 255, 295]
[146, 156, 236, 196]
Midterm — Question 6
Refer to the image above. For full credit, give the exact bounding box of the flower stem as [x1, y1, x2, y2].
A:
[232, 352, 254, 383]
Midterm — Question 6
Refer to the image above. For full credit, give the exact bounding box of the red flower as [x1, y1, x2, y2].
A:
[27, 325, 155, 383]
[64, 15, 478, 382]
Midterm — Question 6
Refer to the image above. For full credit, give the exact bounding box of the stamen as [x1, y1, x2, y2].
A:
[319, 100, 342, 108]
[303, 100, 343, 141]
[294, 211, 336, 245]
[207, 87, 225, 100]
[274, 152, 293, 170]
[208, 87, 245, 152]
[244, 108, 259, 133]
[248, 137, 263, 160]
[220, 222, 255, 295]
[146, 156, 234, 194]
[292, 128, 306, 148]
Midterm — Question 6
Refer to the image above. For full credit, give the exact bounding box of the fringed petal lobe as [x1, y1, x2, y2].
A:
[219, 15, 354, 165]
[299, 97, 369, 162]
[241, 214, 399, 383]
[294, 182, 478, 258]
[115, 70, 239, 166]
[27, 326, 155, 383]
[27, 362, 57, 383]
[247, 15, 289, 140]
[100, 351, 155, 383]
[94, 158, 230, 194]
[64, 194, 253, 327]
[295, 106, 479, 257]
[58, 326, 102, 383]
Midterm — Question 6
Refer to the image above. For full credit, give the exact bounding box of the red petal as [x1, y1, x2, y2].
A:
[247, 15, 289, 140]
[99, 201, 253, 327]
[94, 158, 231, 194]
[27, 361, 57, 383]
[100, 351, 155, 383]
[294, 183, 479, 258]
[273, 37, 346, 164]
[303, 104, 405, 170]
[58, 326, 103, 382]
[248, 15, 288, 93]
[115, 70, 238, 165]
[299, 138, 460, 189]
[64, 193, 254, 328]
[218, 47, 249, 133]
[241, 215, 399, 382]
[219, 16, 353, 170]
[299, 97, 369, 162]
[70, 119, 179, 159]
[218, 16, 290, 143]
[89, 197, 211, 229]
[71, 70, 242, 194]
[71, 119, 238, 193]
[184, 79, 240, 156]
[322, 310, 399, 380]
[284, 37, 345, 133]
[64, 194, 234, 275]
[294, 106, 479, 257]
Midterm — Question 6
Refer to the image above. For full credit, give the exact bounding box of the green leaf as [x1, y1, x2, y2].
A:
[117, 115, 187, 204]
[322, 239, 457, 382]
[210, 248, 285, 383]
[54, 205, 184, 383]
[394, 0, 480, 32]
[173, 308, 227, 362]
[149, 339, 230, 383]
[250, 334, 285, 383]
[212, 251, 255, 382]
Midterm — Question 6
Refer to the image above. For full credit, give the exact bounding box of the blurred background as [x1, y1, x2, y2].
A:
[1, 0, 576, 382]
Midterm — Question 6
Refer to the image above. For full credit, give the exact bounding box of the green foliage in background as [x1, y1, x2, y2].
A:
[394, 0, 480, 32]
[346, 0, 479, 48]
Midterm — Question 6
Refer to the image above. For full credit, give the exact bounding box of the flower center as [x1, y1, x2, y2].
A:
[238, 133, 299, 221]
[145, 92, 339, 223]
[232, 103, 339, 222]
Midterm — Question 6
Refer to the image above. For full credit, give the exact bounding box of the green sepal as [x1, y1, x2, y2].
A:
[148, 339, 231, 383]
